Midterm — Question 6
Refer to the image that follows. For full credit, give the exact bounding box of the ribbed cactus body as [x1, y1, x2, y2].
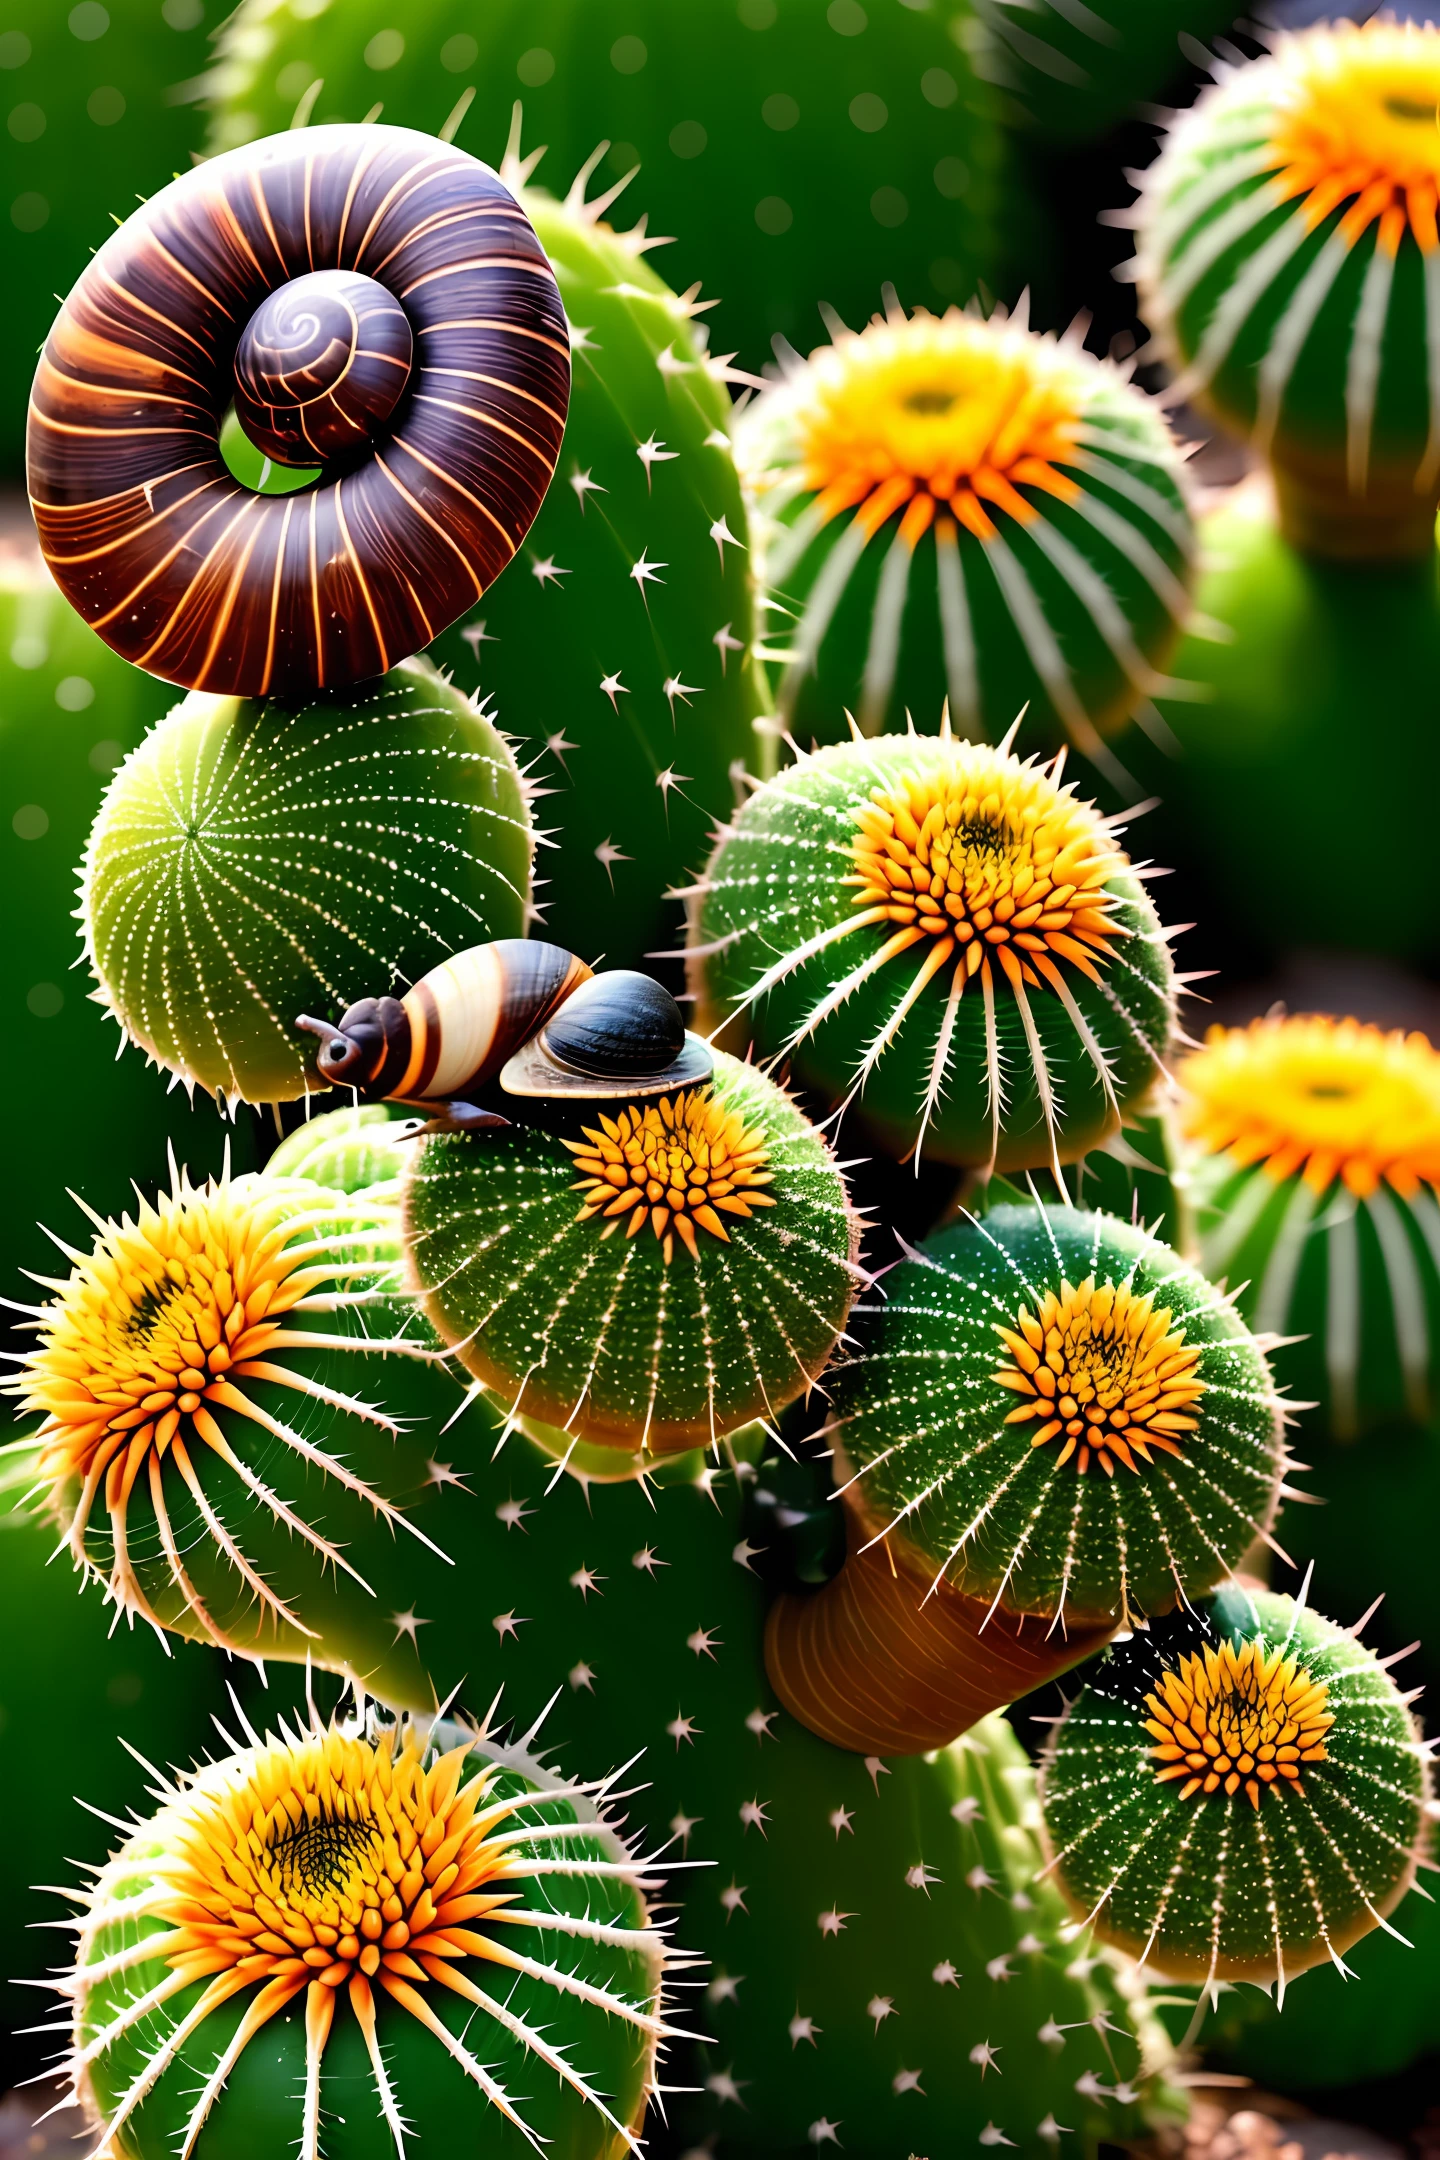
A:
[427, 185, 764, 970]
[975, 1, 1243, 143]
[70, 1715, 663, 2159]
[81, 656, 531, 1105]
[1134, 22, 1440, 558]
[1040, 1585, 1432, 1983]
[1, 0, 210, 473]
[691, 732, 1175, 1170]
[1139, 491, 1440, 970]
[737, 307, 1194, 761]
[203, 0, 1005, 371]
[402, 1050, 859, 1449]
[0, 574, 252, 1307]
[827, 1203, 1282, 1625]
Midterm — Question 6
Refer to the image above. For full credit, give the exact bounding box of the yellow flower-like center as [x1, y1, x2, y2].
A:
[1265, 23, 1440, 257]
[1179, 1014, 1440, 1198]
[751, 308, 1087, 549]
[1144, 1637, 1333, 1809]
[566, 1086, 776, 1264]
[844, 741, 1125, 1009]
[993, 1275, 1206, 1475]
[16, 1167, 414, 1645]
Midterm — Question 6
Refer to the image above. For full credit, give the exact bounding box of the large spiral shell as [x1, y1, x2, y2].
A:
[26, 125, 570, 700]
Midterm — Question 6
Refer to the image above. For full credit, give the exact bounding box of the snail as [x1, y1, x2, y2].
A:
[297, 940, 714, 1132]
[26, 124, 569, 698]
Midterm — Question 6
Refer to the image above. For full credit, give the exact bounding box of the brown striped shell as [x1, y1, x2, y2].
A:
[26, 125, 570, 700]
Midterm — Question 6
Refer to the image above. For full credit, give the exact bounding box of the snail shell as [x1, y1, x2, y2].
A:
[27, 125, 569, 699]
[500, 970, 714, 1100]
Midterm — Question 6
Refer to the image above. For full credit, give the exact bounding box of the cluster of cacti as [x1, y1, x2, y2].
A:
[202, 0, 1007, 368]
[9, 7, 1440, 2151]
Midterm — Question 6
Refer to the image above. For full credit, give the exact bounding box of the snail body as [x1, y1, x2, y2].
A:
[27, 123, 569, 698]
[300, 945, 713, 1129]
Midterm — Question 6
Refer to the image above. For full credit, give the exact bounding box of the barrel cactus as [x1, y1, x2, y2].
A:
[975, 1, 1244, 143]
[58, 1707, 670, 2158]
[81, 655, 532, 1106]
[1133, 17, 1440, 559]
[736, 298, 1196, 765]
[402, 1048, 861, 1451]
[1040, 1583, 1433, 1985]
[427, 145, 765, 970]
[0, 0, 210, 474]
[0, 568, 253, 1301]
[203, 0, 1005, 368]
[690, 724, 1176, 1171]
[1179, 1013, 1440, 1439]
[766, 1201, 1285, 1753]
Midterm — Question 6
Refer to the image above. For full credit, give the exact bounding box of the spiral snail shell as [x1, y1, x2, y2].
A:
[27, 125, 569, 699]
[298, 941, 713, 1117]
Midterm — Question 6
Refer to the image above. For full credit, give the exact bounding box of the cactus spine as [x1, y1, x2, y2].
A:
[81, 656, 532, 1106]
[690, 725, 1176, 1171]
[736, 299, 1196, 767]
[1039, 1584, 1434, 1985]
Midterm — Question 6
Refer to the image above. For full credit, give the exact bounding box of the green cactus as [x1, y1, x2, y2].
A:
[0, 568, 255, 1308]
[61, 1707, 668, 2159]
[1178, 1012, 1440, 1439]
[0, 0, 211, 477]
[1132, 18, 1440, 559]
[1039, 1583, 1434, 1985]
[81, 654, 532, 1106]
[1137, 487, 1440, 971]
[13, 1109, 1173, 2152]
[203, 0, 1006, 370]
[403, 1048, 860, 1450]
[735, 299, 1196, 770]
[973, 1, 1244, 143]
[690, 727, 1175, 1171]
[764, 1200, 1284, 1753]
[427, 156, 765, 971]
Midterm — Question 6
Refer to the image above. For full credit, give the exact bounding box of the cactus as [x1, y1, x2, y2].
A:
[735, 298, 1196, 768]
[403, 1049, 861, 1450]
[1178, 1013, 1440, 1440]
[202, 0, 1006, 372]
[0, 569, 253, 1306]
[426, 149, 765, 971]
[0, 0, 210, 474]
[1132, 18, 1440, 559]
[973, 1, 1245, 144]
[1136, 486, 1440, 971]
[690, 725, 1176, 1171]
[81, 655, 532, 1106]
[57, 1706, 670, 2158]
[765, 1200, 1285, 1753]
[1039, 1583, 1434, 1986]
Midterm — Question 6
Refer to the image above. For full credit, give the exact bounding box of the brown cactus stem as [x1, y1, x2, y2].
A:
[764, 1503, 1115, 1756]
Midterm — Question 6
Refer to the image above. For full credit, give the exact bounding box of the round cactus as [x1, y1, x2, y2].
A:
[202, 0, 1005, 371]
[402, 1049, 861, 1451]
[736, 299, 1196, 765]
[974, 1, 1246, 144]
[12, 1151, 459, 1660]
[1040, 1583, 1433, 1984]
[766, 1201, 1285, 1753]
[0, 567, 257, 1308]
[1179, 1013, 1440, 1439]
[1133, 18, 1440, 559]
[81, 655, 532, 1106]
[0, 0, 211, 474]
[690, 725, 1176, 1172]
[61, 1707, 669, 2158]
[428, 152, 765, 971]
